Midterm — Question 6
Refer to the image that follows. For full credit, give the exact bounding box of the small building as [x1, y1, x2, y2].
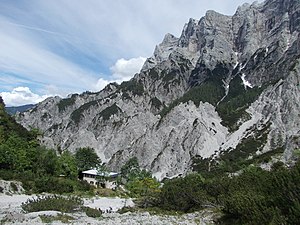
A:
[82, 169, 118, 189]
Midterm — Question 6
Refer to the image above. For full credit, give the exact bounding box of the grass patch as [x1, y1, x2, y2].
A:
[70, 100, 101, 124]
[118, 80, 144, 98]
[98, 103, 121, 121]
[40, 214, 75, 223]
[150, 97, 163, 109]
[149, 68, 159, 80]
[57, 96, 76, 112]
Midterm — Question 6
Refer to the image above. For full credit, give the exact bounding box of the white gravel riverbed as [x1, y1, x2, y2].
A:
[0, 194, 217, 224]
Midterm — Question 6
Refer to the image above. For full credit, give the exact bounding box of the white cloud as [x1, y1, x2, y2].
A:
[110, 57, 146, 82]
[94, 78, 110, 92]
[1, 87, 51, 106]
[0, 0, 265, 103]
[94, 57, 146, 91]
[0, 21, 98, 89]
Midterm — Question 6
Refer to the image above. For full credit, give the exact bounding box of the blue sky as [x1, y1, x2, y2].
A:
[0, 0, 263, 106]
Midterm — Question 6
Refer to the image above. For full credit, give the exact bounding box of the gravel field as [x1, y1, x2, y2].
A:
[0, 193, 217, 224]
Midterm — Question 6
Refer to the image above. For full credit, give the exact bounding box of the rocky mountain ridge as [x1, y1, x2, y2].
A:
[17, 0, 300, 179]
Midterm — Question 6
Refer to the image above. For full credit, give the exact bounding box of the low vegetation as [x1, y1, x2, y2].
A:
[157, 64, 269, 132]
[21, 195, 83, 213]
[150, 97, 163, 109]
[118, 80, 145, 99]
[22, 195, 102, 218]
[120, 157, 160, 207]
[70, 100, 101, 124]
[154, 162, 300, 224]
[40, 214, 75, 223]
[216, 75, 265, 131]
[57, 95, 76, 112]
[98, 103, 122, 121]
[158, 63, 227, 122]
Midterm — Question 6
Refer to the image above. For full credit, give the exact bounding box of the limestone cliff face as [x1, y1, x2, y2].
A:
[17, 0, 300, 179]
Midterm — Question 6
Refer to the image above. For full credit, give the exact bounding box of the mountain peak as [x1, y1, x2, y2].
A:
[16, 0, 300, 179]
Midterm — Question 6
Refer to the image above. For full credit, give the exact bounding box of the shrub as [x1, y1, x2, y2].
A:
[40, 214, 75, 223]
[71, 100, 100, 124]
[21, 195, 83, 213]
[118, 80, 144, 97]
[117, 206, 136, 214]
[33, 177, 76, 194]
[82, 206, 102, 218]
[10, 182, 18, 192]
[75, 180, 94, 192]
[98, 103, 121, 121]
[150, 97, 163, 109]
[159, 173, 211, 212]
[57, 97, 76, 112]
[0, 169, 17, 181]
[53, 178, 75, 194]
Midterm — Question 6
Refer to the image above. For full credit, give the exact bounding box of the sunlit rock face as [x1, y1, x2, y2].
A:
[17, 0, 300, 179]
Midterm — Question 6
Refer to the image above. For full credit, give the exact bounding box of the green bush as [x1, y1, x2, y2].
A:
[0, 169, 17, 180]
[153, 161, 300, 224]
[57, 97, 76, 112]
[98, 103, 121, 121]
[75, 180, 94, 192]
[21, 195, 84, 213]
[159, 173, 211, 212]
[82, 206, 102, 218]
[117, 206, 137, 214]
[40, 214, 75, 223]
[150, 97, 163, 109]
[118, 80, 144, 97]
[71, 100, 101, 124]
[33, 177, 75, 194]
[10, 182, 18, 192]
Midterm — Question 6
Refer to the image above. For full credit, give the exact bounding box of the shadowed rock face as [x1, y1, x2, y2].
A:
[17, 0, 300, 180]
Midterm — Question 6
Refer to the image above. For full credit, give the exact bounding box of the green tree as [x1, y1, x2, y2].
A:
[0, 134, 33, 171]
[121, 157, 158, 201]
[121, 157, 151, 182]
[96, 163, 108, 183]
[121, 157, 139, 180]
[159, 173, 210, 212]
[126, 177, 160, 197]
[74, 147, 101, 172]
[58, 151, 77, 179]
[34, 147, 59, 176]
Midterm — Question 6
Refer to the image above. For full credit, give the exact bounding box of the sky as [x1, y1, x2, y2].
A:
[0, 0, 264, 106]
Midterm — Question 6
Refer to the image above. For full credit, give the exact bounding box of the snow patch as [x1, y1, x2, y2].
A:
[234, 61, 239, 69]
[285, 37, 291, 51]
[234, 52, 239, 69]
[241, 73, 253, 89]
[265, 47, 269, 56]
